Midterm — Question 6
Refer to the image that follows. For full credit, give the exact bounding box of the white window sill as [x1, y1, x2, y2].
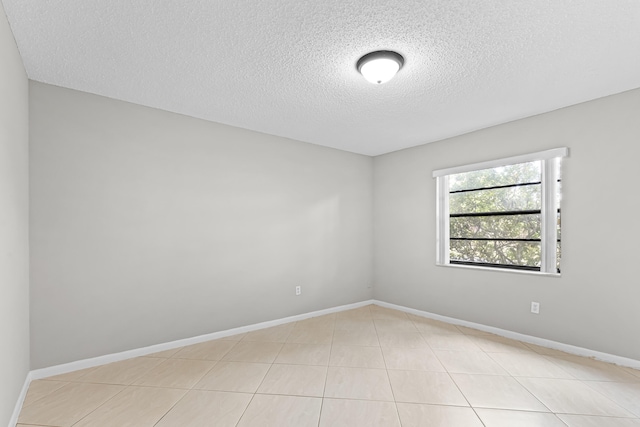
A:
[436, 262, 561, 278]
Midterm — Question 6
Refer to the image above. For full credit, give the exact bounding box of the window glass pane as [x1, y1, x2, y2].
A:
[450, 214, 541, 240]
[449, 161, 541, 192]
[436, 152, 565, 273]
[449, 185, 541, 215]
[450, 240, 541, 267]
[557, 241, 561, 273]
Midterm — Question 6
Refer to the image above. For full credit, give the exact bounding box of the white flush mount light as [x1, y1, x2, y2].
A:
[357, 50, 404, 84]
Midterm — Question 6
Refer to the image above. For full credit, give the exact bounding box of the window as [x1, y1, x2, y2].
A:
[434, 148, 567, 275]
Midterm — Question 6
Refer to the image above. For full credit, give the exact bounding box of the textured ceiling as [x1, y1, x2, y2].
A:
[3, 0, 640, 156]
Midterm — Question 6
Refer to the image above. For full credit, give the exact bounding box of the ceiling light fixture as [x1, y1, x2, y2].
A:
[357, 50, 404, 84]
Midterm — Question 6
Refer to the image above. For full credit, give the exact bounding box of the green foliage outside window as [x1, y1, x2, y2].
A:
[449, 161, 545, 268]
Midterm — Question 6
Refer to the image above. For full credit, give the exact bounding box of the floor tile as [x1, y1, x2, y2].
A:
[370, 306, 408, 320]
[147, 347, 183, 358]
[523, 343, 572, 357]
[194, 361, 270, 393]
[172, 339, 237, 360]
[220, 333, 246, 341]
[131, 358, 215, 389]
[475, 408, 567, 426]
[325, 367, 394, 401]
[332, 328, 379, 346]
[546, 355, 640, 382]
[409, 316, 462, 335]
[334, 318, 376, 332]
[455, 325, 495, 336]
[23, 380, 68, 407]
[154, 390, 252, 427]
[434, 349, 509, 375]
[241, 324, 294, 343]
[387, 370, 468, 406]
[257, 364, 327, 397]
[20, 305, 640, 427]
[73, 386, 186, 427]
[424, 334, 482, 351]
[336, 307, 372, 320]
[488, 352, 574, 378]
[221, 341, 283, 363]
[237, 394, 322, 427]
[319, 398, 401, 427]
[18, 382, 124, 426]
[374, 318, 419, 333]
[75, 357, 164, 385]
[329, 345, 385, 368]
[396, 403, 484, 427]
[557, 414, 640, 427]
[517, 377, 634, 417]
[274, 343, 331, 365]
[451, 373, 549, 411]
[377, 330, 427, 348]
[294, 314, 336, 329]
[584, 381, 640, 416]
[286, 327, 333, 344]
[467, 335, 532, 353]
[381, 346, 445, 371]
[621, 367, 640, 380]
[44, 366, 99, 382]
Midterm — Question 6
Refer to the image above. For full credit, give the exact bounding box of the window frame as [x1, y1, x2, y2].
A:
[433, 148, 568, 276]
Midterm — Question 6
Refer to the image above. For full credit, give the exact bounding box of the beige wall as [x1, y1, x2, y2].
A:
[0, 4, 30, 425]
[374, 88, 640, 360]
[29, 82, 374, 369]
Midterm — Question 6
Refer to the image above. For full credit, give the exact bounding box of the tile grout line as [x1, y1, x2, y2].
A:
[67, 384, 130, 427]
[145, 342, 234, 427]
[229, 331, 277, 427]
[316, 313, 338, 427]
[17, 380, 70, 411]
[234, 392, 258, 427]
[244, 328, 290, 395]
[233, 319, 306, 426]
[148, 385, 194, 427]
[427, 331, 489, 427]
[571, 377, 639, 418]
[373, 309, 404, 426]
[465, 338, 565, 421]
[472, 350, 557, 415]
[151, 353, 223, 427]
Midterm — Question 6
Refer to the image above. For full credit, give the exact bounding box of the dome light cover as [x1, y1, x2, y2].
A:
[357, 51, 404, 84]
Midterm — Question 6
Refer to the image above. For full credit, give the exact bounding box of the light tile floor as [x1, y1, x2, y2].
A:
[17, 305, 640, 426]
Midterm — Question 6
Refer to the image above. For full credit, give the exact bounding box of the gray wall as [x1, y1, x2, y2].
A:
[30, 82, 373, 369]
[374, 88, 640, 360]
[0, 3, 29, 425]
[26, 72, 640, 370]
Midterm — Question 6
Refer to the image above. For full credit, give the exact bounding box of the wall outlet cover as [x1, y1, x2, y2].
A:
[531, 301, 540, 314]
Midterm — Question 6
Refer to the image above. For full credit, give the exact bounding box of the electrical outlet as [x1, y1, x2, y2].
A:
[295, 286, 301, 296]
[531, 301, 540, 314]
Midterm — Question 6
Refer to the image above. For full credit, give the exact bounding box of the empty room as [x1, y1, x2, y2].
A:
[1, 1, 640, 426]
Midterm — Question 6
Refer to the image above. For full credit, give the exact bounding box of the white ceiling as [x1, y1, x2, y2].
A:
[3, 1, 640, 156]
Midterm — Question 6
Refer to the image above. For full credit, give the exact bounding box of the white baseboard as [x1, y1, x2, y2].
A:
[8, 371, 32, 427]
[12, 298, 640, 426]
[372, 300, 640, 369]
[29, 299, 374, 381]
[9, 300, 372, 426]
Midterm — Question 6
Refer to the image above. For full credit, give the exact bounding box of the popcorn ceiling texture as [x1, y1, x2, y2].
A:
[3, 0, 640, 155]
